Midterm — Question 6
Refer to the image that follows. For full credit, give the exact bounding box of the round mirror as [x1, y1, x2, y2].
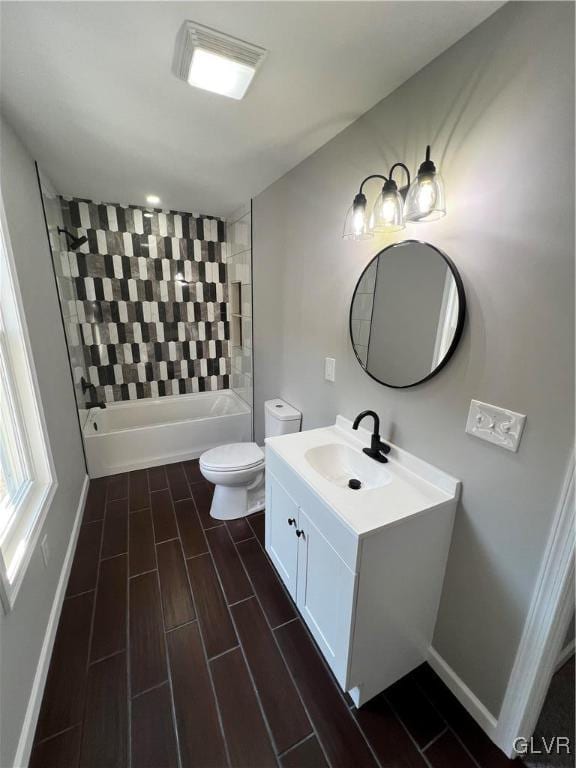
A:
[349, 240, 466, 388]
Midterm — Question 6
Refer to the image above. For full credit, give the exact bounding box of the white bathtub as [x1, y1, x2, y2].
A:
[84, 390, 252, 478]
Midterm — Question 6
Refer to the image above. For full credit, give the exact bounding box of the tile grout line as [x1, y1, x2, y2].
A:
[229, 533, 256, 545]
[246, 519, 370, 714]
[129, 565, 158, 580]
[226, 594, 255, 608]
[184, 549, 210, 561]
[263, 621, 332, 767]
[420, 725, 449, 753]
[76, 477, 108, 760]
[100, 550, 128, 563]
[247, 513, 265, 544]
[128, 506, 151, 515]
[130, 678, 170, 702]
[153, 560, 183, 768]
[221, 530, 328, 766]
[272, 616, 299, 631]
[153, 473, 184, 768]
[410, 674, 485, 768]
[172, 467, 233, 768]
[224, 614, 283, 766]
[210, 530, 281, 765]
[164, 617, 198, 634]
[235, 523, 383, 768]
[126, 473, 138, 768]
[63, 586, 96, 601]
[439, 728, 484, 768]
[89, 648, 126, 668]
[276, 732, 317, 760]
[207, 644, 241, 663]
[58, 468, 477, 768]
[33, 722, 82, 748]
[381, 690, 436, 768]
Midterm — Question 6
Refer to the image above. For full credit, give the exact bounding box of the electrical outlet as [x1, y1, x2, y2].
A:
[465, 400, 526, 452]
[324, 357, 336, 382]
[40, 534, 49, 568]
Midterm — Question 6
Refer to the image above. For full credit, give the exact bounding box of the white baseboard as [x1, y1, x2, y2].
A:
[555, 639, 575, 671]
[13, 474, 89, 768]
[427, 646, 498, 739]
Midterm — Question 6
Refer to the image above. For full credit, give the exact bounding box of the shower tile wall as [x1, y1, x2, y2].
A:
[60, 197, 231, 403]
[227, 203, 253, 410]
[351, 259, 377, 366]
[38, 171, 90, 425]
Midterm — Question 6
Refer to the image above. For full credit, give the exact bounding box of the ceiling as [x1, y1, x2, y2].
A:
[0, 1, 502, 217]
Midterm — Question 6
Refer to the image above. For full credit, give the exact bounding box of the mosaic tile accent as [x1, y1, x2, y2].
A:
[60, 197, 230, 403]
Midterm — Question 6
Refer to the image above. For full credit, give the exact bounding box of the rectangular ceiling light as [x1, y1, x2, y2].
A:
[174, 21, 267, 100]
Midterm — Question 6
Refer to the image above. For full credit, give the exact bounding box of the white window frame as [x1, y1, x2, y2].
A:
[0, 191, 57, 611]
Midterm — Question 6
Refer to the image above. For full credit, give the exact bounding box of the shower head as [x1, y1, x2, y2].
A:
[57, 227, 88, 250]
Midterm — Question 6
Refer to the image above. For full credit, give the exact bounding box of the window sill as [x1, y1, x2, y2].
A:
[0, 478, 58, 612]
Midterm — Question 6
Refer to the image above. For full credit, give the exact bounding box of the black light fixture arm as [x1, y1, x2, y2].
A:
[388, 162, 411, 189]
[344, 145, 444, 240]
[417, 145, 436, 177]
[358, 173, 388, 195]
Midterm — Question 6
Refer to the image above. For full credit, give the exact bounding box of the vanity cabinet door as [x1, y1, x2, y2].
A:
[265, 473, 299, 600]
[296, 509, 356, 687]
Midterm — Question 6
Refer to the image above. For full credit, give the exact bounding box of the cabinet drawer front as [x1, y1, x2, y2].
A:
[296, 509, 356, 688]
[266, 447, 359, 571]
[265, 473, 299, 599]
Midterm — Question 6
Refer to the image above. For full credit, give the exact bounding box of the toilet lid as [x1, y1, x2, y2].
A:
[200, 442, 264, 472]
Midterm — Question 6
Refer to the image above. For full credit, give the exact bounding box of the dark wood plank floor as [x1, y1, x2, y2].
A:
[32, 461, 519, 768]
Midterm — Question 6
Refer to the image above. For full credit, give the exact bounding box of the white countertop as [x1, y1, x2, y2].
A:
[265, 416, 461, 537]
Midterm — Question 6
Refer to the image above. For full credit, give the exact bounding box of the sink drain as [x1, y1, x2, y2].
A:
[348, 478, 362, 490]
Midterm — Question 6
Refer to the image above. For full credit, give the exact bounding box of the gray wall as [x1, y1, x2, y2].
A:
[0, 116, 87, 766]
[253, 1, 574, 716]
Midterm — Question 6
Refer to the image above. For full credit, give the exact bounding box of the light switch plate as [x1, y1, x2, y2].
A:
[324, 357, 336, 382]
[466, 400, 526, 452]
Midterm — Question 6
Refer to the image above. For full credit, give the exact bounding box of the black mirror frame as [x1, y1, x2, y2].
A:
[349, 239, 467, 389]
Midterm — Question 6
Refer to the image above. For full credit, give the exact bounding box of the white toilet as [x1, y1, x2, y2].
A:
[199, 398, 302, 520]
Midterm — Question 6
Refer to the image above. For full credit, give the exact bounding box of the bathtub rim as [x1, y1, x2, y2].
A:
[83, 389, 251, 439]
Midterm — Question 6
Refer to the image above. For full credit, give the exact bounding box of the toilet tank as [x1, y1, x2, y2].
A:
[264, 398, 302, 438]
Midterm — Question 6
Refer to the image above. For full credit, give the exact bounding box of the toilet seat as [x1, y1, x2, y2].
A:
[200, 442, 264, 473]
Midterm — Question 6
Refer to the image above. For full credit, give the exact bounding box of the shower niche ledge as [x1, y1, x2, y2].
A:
[264, 416, 461, 706]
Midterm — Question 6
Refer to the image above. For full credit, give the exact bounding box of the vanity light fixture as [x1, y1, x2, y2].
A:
[404, 146, 446, 222]
[174, 21, 267, 100]
[343, 146, 445, 240]
[146, 195, 161, 205]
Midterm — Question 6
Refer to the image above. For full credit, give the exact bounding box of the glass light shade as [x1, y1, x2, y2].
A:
[404, 172, 446, 222]
[371, 188, 405, 232]
[343, 195, 373, 240]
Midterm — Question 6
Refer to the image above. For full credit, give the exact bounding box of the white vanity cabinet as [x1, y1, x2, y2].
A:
[266, 456, 356, 687]
[264, 420, 460, 707]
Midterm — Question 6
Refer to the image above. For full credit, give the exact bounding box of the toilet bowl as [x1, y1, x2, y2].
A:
[199, 398, 301, 520]
[199, 442, 265, 520]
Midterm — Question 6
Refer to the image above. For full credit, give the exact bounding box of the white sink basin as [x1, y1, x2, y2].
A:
[265, 415, 461, 536]
[305, 443, 392, 490]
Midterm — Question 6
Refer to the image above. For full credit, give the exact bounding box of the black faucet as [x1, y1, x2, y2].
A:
[352, 410, 391, 463]
[81, 377, 106, 409]
[86, 400, 106, 409]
